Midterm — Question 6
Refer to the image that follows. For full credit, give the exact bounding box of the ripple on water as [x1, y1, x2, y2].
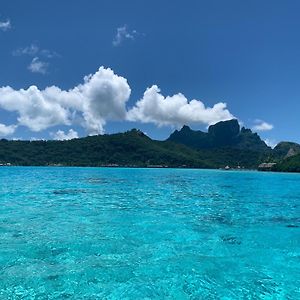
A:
[0, 167, 299, 299]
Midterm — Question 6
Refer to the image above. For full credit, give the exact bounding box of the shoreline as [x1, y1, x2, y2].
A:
[2, 164, 300, 174]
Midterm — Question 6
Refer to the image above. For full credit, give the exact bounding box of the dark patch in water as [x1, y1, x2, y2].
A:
[286, 224, 299, 228]
[53, 189, 87, 195]
[47, 274, 60, 281]
[51, 248, 68, 256]
[270, 216, 300, 224]
[12, 232, 22, 238]
[202, 215, 234, 226]
[86, 177, 127, 185]
[271, 216, 289, 222]
[243, 177, 257, 181]
[221, 235, 242, 245]
[219, 185, 234, 188]
[87, 178, 109, 184]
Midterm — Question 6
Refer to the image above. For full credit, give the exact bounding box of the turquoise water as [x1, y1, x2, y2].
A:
[0, 167, 299, 299]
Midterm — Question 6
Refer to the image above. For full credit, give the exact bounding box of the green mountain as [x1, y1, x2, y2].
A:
[0, 129, 209, 168]
[0, 120, 272, 169]
[267, 142, 300, 172]
[272, 142, 300, 159]
[273, 154, 300, 172]
[168, 119, 270, 152]
[0, 119, 299, 171]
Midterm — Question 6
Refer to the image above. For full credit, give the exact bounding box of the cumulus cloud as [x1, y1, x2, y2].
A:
[252, 120, 274, 132]
[0, 67, 236, 136]
[127, 85, 234, 127]
[0, 67, 131, 134]
[28, 57, 49, 74]
[0, 123, 17, 137]
[113, 25, 137, 46]
[52, 129, 79, 140]
[0, 85, 70, 131]
[0, 19, 11, 31]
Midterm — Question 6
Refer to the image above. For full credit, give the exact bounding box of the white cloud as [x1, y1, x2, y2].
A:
[0, 66, 131, 134]
[113, 25, 137, 46]
[0, 85, 71, 131]
[28, 57, 49, 74]
[74, 67, 131, 133]
[13, 43, 59, 58]
[40, 49, 60, 58]
[13, 44, 60, 75]
[0, 19, 11, 31]
[0, 67, 236, 136]
[127, 85, 234, 127]
[52, 129, 79, 140]
[252, 120, 274, 132]
[0, 123, 17, 137]
[13, 44, 39, 56]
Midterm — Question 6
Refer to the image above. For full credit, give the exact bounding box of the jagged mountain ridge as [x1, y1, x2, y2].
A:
[167, 119, 270, 152]
[0, 119, 299, 171]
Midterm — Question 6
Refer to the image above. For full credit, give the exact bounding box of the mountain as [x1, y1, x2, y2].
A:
[0, 119, 298, 171]
[273, 142, 300, 159]
[267, 142, 300, 172]
[0, 129, 211, 168]
[273, 154, 300, 172]
[167, 125, 209, 149]
[0, 122, 269, 169]
[167, 119, 270, 152]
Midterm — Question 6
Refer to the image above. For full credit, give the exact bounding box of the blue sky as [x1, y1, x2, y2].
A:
[0, 0, 300, 146]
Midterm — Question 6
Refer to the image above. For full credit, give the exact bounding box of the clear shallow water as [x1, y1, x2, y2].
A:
[0, 167, 299, 299]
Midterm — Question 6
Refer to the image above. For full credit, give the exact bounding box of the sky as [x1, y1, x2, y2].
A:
[1, 0, 300, 146]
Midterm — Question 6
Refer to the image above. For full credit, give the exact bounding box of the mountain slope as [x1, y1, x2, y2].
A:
[273, 142, 300, 159]
[273, 154, 300, 172]
[0, 130, 211, 168]
[0, 120, 293, 170]
[167, 119, 270, 152]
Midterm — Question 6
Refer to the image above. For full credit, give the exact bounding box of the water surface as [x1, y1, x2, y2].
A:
[0, 167, 299, 299]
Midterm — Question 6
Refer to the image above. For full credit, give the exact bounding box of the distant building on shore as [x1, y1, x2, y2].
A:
[0, 162, 12, 166]
[258, 162, 277, 171]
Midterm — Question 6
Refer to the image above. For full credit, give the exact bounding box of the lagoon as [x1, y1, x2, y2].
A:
[0, 167, 299, 299]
